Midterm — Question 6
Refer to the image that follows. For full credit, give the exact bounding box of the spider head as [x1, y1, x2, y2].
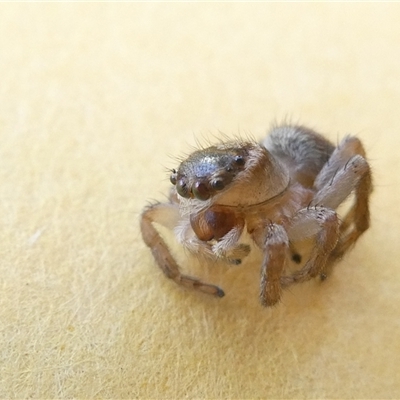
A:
[170, 143, 249, 201]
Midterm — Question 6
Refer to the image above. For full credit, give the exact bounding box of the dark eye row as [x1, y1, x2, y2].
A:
[169, 152, 246, 200]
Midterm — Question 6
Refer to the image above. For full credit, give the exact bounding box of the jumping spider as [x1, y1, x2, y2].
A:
[141, 124, 372, 306]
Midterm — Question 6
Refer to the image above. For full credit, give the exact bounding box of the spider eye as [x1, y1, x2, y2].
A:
[176, 178, 190, 198]
[192, 181, 210, 201]
[211, 179, 225, 191]
[234, 155, 245, 166]
[170, 169, 177, 185]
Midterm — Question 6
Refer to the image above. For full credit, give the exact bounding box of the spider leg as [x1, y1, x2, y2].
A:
[252, 224, 289, 306]
[141, 202, 224, 297]
[314, 136, 366, 189]
[312, 136, 372, 269]
[281, 207, 340, 287]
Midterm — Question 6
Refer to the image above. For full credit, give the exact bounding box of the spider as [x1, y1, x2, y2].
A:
[140, 124, 372, 306]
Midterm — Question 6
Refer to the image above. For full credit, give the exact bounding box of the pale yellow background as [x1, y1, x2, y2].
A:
[1, 3, 399, 399]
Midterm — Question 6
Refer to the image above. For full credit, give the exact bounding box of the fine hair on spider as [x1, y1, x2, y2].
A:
[140, 124, 372, 307]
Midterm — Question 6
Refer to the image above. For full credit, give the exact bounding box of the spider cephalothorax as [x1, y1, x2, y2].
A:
[170, 144, 249, 201]
[141, 124, 372, 306]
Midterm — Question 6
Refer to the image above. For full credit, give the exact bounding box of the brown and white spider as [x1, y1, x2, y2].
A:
[141, 124, 372, 306]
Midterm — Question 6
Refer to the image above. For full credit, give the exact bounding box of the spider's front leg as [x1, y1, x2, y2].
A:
[252, 224, 289, 306]
[141, 202, 225, 297]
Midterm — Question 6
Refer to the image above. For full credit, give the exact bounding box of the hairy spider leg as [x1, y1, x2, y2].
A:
[281, 207, 340, 287]
[254, 224, 288, 306]
[141, 202, 225, 297]
[312, 136, 372, 273]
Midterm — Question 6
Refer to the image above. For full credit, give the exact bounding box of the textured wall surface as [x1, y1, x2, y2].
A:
[1, 3, 399, 398]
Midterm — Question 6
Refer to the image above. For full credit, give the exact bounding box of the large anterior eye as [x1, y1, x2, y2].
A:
[176, 178, 190, 198]
[192, 181, 210, 200]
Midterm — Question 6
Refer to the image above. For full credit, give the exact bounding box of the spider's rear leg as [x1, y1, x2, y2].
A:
[282, 207, 340, 287]
[141, 203, 224, 298]
[331, 162, 371, 259]
[312, 136, 372, 269]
